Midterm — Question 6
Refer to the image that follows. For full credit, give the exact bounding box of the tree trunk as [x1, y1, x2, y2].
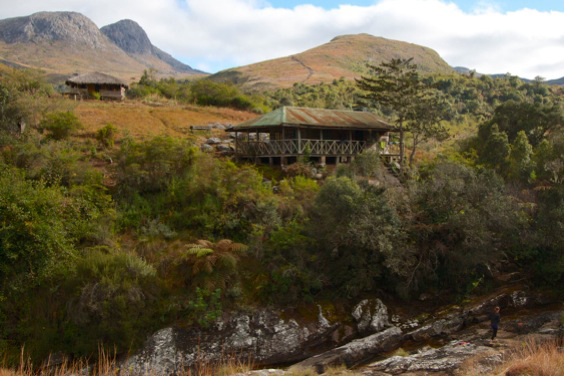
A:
[399, 119, 405, 170]
[409, 134, 420, 168]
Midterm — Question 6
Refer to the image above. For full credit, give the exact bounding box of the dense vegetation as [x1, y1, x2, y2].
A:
[126, 69, 269, 113]
[0, 64, 562, 365]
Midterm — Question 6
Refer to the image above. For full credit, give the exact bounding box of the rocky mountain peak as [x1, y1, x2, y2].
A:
[101, 18, 203, 73]
[0, 11, 106, 48]
[100, 19, 153, 55]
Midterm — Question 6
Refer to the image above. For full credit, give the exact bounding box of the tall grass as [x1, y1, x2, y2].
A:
[0, 347, 253, 376]
[498, 338, 563, 376]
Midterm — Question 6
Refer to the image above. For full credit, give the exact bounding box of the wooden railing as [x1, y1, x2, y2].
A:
[236, 139, 369, 156]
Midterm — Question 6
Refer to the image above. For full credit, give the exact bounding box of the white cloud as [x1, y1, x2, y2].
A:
[0, 0, 563, 78]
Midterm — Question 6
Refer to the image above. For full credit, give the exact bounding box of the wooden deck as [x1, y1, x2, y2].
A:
[236, 139, 368, 157]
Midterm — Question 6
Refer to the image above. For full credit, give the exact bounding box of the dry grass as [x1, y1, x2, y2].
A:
[0, 347, 253, 376]
[212, 34, 453, 90]
[71, 99, 257, 140]
[497, 338, 563, 376]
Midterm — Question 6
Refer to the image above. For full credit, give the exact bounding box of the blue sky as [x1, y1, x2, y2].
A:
[268, 0, 564, 12]
[1, 0, 563, 78]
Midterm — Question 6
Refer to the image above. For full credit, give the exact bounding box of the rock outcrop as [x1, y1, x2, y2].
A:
[121, 308, 340, 375]
[291, 327, 403, 373]
[352, 299, 390, 335]
[123, 288, 562, 375]
[100, 19, 203, 74]
[0, 12, 107, 47]
[363, 341, 501, 375]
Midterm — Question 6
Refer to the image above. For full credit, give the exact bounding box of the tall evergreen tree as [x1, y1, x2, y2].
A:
[357, 58, 450, 168]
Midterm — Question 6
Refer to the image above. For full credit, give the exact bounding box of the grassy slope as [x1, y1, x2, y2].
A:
[211, 34, 453, 90]
[0, 41, 204, 83]
[72, 99, 257, 140]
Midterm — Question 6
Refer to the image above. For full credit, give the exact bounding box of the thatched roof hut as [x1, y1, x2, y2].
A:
[65, 72, 129, 100]
[65, 72, 129, 89]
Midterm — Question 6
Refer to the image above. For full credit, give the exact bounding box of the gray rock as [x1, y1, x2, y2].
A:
[122, 309, 340, 375]
[352, 299, 390, 334]
[0, 11, 106, 47]
[200, 144, 214, 153]
[232, 370, 287, 376]
[292, 326, 403, 373]
[216, 144, 234, 152]
[364, 340, 496, 375]
[206, 137, 222, 145]
[100, 20, 202, 73]
[405, 315, 464, 342]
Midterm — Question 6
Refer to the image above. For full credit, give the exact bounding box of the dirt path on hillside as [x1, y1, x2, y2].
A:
[291, 55, 314, 83]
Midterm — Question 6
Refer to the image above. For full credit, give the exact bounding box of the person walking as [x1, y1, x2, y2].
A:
[489, 306, 501, 341]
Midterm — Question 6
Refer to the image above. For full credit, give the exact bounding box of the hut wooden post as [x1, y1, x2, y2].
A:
[320, 129, 326, 166]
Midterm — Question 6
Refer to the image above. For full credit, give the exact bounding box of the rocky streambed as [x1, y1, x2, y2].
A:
[122, 287, 563, 375]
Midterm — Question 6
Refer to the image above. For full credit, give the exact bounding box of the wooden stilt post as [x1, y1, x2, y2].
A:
[349, 130, 353, 162]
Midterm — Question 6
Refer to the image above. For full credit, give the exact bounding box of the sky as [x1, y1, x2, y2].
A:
[0, 0, 563, 79]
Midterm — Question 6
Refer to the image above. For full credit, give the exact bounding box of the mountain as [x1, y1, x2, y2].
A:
[455, 66, 563, 85]
[547, 77, 564, 85]
[100, 19, 203, 74]
[210, 34, 453, 90]
[0, 11, 203, 82]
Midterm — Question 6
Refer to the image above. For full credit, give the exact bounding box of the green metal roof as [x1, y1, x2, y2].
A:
[228, 106, 394, 131]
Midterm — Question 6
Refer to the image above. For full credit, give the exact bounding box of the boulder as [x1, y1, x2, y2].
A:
[291, 326, 403, 373]
[216, 144, 234, 153]
[121, 308, 340, 375]
[200, 144, 214, 153]
[405, 314, 465, 342]
[363, 340, 499, 375]
[206, 137, 222, 145]
[352, 299, 390, 334]
[208, 122, 227, 130]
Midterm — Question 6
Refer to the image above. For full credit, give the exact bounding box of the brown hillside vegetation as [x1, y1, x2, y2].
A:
[72, 100, 257, 140]
[210, 34, 453, 90]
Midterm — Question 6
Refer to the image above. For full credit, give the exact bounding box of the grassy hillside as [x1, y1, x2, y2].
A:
[210, 34, 453, 90]
[0, 40, 203, 84]
[72, 100, 257, 140]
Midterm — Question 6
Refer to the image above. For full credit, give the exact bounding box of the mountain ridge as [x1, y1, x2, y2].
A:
[100, 19, 204, 74]
[454, 66, 563, 85]
[0, 11, 203, 82]
[210, 33, 454, 90]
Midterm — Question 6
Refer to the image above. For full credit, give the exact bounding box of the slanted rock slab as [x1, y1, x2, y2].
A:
[292, 326, 403, 373]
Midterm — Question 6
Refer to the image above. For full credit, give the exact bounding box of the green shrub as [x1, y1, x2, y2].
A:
[40, 111, 82, 140]
[400, 162, 523, 293]
[0, 164, 81, 293]
[187, 288, 222, 328]
[51, 250, 160, 357]
[96, 123, 118, 148]
[310, 177, 401, 297]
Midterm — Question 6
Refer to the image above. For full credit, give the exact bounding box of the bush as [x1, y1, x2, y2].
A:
[0, 68, 54, 133]
[189, 79, 258, 111]
[40, 111, 82, 140]
[0, 164, 81, 293]
[8, 249, 162, 360]
[398, 162, 522, 293]
[96, 123, 118, 148]
[116, 135, 196, 195]
[310, 177, 402, 297]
